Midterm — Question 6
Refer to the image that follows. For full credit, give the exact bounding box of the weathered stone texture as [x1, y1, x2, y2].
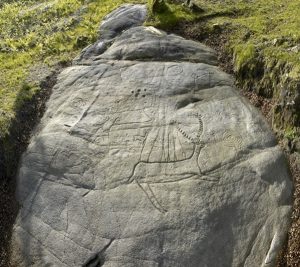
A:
[11, 4, 293, 267]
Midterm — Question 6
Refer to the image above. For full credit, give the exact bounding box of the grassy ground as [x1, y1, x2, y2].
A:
[0, 0, 299, 266]
[155, 0, 300, 142]
[0, 0, 139, 140]
[197, 0, 300, 141]
[0, 0, 195, 143]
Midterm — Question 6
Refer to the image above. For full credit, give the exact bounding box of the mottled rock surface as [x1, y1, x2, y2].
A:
[11, 4, 293, 267]
[79, 4, 147, 60]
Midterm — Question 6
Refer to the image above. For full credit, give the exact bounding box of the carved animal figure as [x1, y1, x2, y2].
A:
[127, 113, 218, 213]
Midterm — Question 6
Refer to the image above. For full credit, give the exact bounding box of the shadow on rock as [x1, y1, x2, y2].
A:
[0, 63, 65, 266]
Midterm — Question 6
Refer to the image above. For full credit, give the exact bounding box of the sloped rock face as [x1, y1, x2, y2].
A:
[10, 4, 293, 267]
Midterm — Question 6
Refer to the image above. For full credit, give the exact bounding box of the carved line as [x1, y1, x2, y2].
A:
[222, 131, 243, 153]
[126, 112, 220, 213]
[175, 113, 203, 144]
[136, 181, 167, 214]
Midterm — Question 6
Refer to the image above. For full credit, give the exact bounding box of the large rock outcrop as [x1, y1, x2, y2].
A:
[10, 4, 293, 267]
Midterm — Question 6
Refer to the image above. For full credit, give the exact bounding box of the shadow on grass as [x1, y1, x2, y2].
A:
[0, 62, 67, 266]
[149, 2, 187, 30]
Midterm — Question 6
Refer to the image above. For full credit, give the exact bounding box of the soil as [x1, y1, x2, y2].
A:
[0, 178, 18, 267]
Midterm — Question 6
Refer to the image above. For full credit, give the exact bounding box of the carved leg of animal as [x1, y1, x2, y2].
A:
[197, 162, 219, 182]
[127, 173, 135, 183]
[135, 179, 167, 213]
[201, 173, 219, 182]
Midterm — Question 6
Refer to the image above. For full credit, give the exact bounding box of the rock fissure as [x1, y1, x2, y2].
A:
[82, 238, 115, 267]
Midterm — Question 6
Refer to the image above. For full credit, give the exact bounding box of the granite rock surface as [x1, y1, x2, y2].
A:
[11, 4, 293, 267]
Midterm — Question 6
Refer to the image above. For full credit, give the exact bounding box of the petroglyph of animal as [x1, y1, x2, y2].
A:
[127, 113, 219, 213]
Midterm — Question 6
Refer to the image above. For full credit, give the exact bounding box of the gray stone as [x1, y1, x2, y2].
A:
[96, 26, 217, 64]
[10, 5, 293, 267]
[78, 4, 147, 61]
[99, 4, 147, 41]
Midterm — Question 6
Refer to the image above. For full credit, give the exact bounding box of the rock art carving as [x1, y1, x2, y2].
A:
[222, 130, 243, 154]
[126, 111, 218, 213]
[10, 4, 293, 267]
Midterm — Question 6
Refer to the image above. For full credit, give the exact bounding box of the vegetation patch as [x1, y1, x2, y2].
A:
[195, 0, 300, 139]
[147, 0, 197, 29]
[149, 0, 168, 14]
[169, 0, 300, 145]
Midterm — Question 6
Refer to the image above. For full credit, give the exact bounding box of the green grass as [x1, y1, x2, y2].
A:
[193, 0, 300, 135]
[284, 126, 298, 140]
[147, 1, 197, 29]
[0, 0, 140, 138]
[195, 0, 300, 75]
[0, 0, 197, 139]
[0, 0, 299, 141]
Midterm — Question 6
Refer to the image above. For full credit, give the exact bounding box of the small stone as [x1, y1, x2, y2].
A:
[293, 138, 300, 152]
[289, 45, 300, 53]
[184, 0, 204, 13]
[212, 23, 222, 32]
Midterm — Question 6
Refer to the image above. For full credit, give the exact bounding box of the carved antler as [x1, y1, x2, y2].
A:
[175, 113, 204, 144]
